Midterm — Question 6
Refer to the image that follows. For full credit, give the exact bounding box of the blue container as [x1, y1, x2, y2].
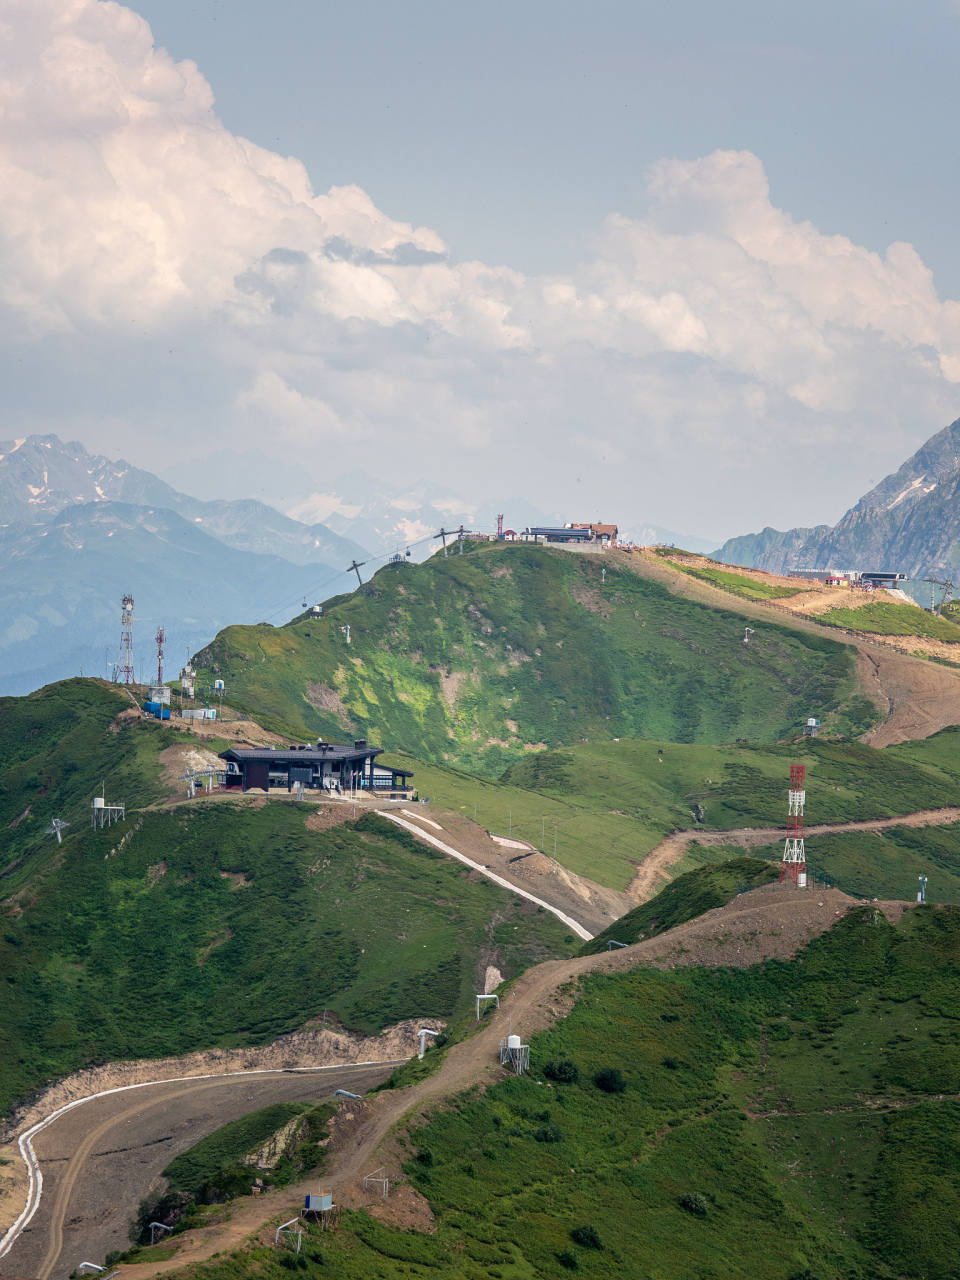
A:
[305, 1193, 333, 1211]
[143, 702, 171, 720]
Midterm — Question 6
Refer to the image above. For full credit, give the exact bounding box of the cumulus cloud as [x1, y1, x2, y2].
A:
[1, 0, 959, 535]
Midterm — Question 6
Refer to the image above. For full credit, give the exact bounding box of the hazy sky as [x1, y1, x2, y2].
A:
[4, 0, 960, 541]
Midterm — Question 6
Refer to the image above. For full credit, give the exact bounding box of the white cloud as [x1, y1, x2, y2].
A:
[1, 0, 959, 536]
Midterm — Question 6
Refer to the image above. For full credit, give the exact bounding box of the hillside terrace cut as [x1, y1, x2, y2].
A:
[219, 739, 413, 796]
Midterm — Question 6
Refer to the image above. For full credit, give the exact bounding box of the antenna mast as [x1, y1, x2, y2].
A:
[780, 763, 807, 887]
[155, 625, 165, 686]
[116, 595, 135, 684]
[497, 513, 504, 540]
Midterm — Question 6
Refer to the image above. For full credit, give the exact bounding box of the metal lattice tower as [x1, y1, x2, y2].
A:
[155, 625, 165, 686]
[780, 762, 807, 887]
[116, 594, 134, 684]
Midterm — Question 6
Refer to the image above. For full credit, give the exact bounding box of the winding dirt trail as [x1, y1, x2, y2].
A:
[623, 806, 960, 901]
[112, 883, 900, 1280]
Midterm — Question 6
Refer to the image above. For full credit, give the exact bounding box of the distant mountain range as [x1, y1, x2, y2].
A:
[287, 473, 719, 558]
[0, 436, 369, 694]
[160, 449, 721, 559]
[715, 415, 960, 580]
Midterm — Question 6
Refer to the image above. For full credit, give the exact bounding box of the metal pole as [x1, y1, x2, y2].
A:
[508, 810, 512, 837]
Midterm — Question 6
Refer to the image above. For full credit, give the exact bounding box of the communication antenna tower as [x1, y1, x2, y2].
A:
[155, 625, 165, 686]
[497, 513, 504, 539]
[780, 762, 807, 887]
[116, 595, 135, 684]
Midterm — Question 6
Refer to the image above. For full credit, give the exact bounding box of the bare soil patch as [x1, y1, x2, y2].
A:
[306, 683, 352, 731]
[304, 806, 352, 834]
[403, 808, 631, 934]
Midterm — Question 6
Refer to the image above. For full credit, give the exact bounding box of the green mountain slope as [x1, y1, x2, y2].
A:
[0, 683, 576, 1115]
[193, 543, 870, 776]
[156, 903, 960, 1280]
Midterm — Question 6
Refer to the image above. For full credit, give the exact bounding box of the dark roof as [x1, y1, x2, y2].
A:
[529, 526, 592, 540]
[219, 744, 382, 763]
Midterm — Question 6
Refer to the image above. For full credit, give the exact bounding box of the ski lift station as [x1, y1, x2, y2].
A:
[218, 738, 414, 797]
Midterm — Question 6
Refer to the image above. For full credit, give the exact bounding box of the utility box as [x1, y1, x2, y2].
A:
[305, 1194, 333, 1211]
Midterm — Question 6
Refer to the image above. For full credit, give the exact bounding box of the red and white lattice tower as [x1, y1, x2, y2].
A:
[780, 763, 807, 887]
[155, 625, 165, 686]
[116, 594, 135, 684]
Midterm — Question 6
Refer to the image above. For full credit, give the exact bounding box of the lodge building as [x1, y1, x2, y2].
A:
[218, 739, 413, 796]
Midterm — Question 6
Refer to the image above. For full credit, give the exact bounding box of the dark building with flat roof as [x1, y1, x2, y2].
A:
[218, 739, 413, 795]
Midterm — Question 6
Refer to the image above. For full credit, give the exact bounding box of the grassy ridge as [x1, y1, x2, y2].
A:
[163, 1102, 316, 1197]
[580, 857, 778, 953]
[159, 905, 960, 1279]
[0, 803, 575, 1112]
[193, 543, 869, 775]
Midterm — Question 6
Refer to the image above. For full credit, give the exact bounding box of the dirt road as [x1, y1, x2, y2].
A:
[623, 806, 960, 901]
[1, 1063, 398, 1280]
[108, 883, 894, 1280]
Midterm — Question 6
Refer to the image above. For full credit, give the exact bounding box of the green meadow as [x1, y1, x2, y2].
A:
[668, 560, 809, 601]
[816, 599, 960, 642]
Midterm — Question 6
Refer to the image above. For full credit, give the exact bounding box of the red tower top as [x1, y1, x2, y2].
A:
[790, 762, 805, 790]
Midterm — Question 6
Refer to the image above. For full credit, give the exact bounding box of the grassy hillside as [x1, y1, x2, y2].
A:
[386, 733, 960, 891]
[817, 599, 960, 641]
[152, 904, 960, 1279]
[581, 857, 779, 953]
[0, 678, 172, 867]
[192, 543, 870, 775]
[668, 561, 808, 601]
[0, 684, 576, 1115]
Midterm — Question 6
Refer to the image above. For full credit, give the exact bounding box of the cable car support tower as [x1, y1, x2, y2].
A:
[780, 762, 807, 887]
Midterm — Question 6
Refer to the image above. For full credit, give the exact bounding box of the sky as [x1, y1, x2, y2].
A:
[3, 0, 960, 541]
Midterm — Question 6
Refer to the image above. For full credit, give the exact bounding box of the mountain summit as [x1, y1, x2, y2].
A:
[715, 415, 960, 577]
